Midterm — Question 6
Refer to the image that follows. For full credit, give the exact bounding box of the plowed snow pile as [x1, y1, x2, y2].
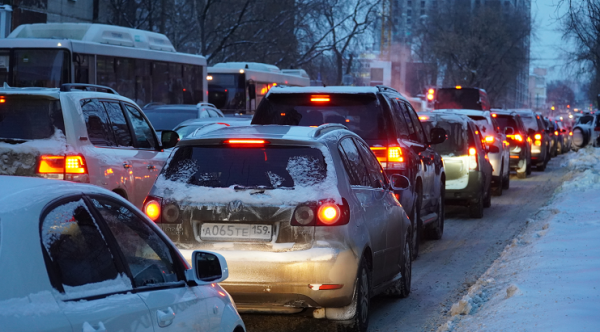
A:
[439, 146, 600, 332]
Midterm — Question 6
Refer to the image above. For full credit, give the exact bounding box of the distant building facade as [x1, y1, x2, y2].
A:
[529, 68, 548, 112]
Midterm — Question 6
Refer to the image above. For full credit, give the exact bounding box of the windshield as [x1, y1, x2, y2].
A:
[144, 108, 198, 131]
[520, 115, 539, 131]
[163, 146, 327, 189]
[0, 96, 64, 140]
[435, 88, 481, 110]
[253, 93, 387, 140]
[208, 73, 246, 111]
[428, 121, 468, 155]
[8, 49, 70, 88]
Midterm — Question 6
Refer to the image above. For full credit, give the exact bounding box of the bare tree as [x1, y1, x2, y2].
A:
[559, 0, 600, 104]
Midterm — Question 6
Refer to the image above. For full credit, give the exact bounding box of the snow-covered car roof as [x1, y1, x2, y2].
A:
[0, 87, 60, 99]
[434, 109, 491, 117]
[0, 176, 120, 215]
[419, 112, 472, 128]
[490, 109, 518, 115]
[179, 124, 351, 145]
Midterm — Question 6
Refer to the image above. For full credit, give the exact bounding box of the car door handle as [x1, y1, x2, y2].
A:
[123, 163, 132, 169]
[147, 165, 156, 170]
[157, 307, 176, 327]
[82, 322, 106, 332]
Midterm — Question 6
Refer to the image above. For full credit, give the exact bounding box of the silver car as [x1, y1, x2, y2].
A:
[144, 124, 413, 332]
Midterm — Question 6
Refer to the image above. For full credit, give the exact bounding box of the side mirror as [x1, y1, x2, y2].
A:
[527, 128, 536, 136]
[161, 130, 180, 149]
[504, 127, 514, 135]
[185, 250, 229, 285]
[429, 127, 447, 145]
[389, 174, 410, 191]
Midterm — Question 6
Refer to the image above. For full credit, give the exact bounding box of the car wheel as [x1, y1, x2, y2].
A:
[337, 257, 370, 332]
[537, 161, 546, 171]
[483, 184, 492, 208]
[492, 165, 503, 196]
[426, 188, 444, 240]
[502, 166, 510, 190]
[409, 201, 420, 261]
[468, 189, 484, 219]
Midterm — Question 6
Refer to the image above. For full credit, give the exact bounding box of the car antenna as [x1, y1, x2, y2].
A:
[322, 83, 326, 87]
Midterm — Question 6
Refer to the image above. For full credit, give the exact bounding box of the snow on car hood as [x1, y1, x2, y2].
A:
[0, 128, 69, 176]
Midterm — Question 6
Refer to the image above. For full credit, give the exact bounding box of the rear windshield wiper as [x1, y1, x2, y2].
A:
[0, 137, 28, 144]
[233, 185, 275, 190]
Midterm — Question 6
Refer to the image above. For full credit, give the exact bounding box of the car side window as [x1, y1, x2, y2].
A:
[123, 104, 157, 150]
[91, 197, 181, 288]
[355, 139, 387, 189]
[389, 99, 410, 138]
[405, 103, 426, 143]
[339, 137, 372, 187]
[398, 102, 417, 140]
[80, 99, 117, 146]
[103, 101, 133, 147]
[41, 198, 125, 295]
[207, 110, 218, 118]
[491, 118, 501, 133]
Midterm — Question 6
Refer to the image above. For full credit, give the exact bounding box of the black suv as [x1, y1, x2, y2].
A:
[251, 86, 446, 259]
[492, 110, 532, 177]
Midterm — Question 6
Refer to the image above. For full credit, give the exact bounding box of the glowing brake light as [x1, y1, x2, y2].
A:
[143, 196, 162, 222]
[38, 155, 65, 174]
[534, 134, 542, 140]
[318, 204, 340, 225]
[418, 115, 430, 121]
[484, 136, 495, 144]
[455, 86, 462, 89]
[468, 147, 478, 170]
[554, 131, 559, 136]
[569, 131, 573, 136]
[512, 134, 523, 142]
[311, 95, 330, 102]
[491, 113, 497, 118]
[388, 146, 403, 162]
[38, 155, 89, 181]
[469, 148, 477, 156]
[226, 139, 267, 144]
[65, 156, 86, 174]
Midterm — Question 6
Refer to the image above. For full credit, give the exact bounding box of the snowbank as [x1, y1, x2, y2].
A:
[439, 146, 600, 332]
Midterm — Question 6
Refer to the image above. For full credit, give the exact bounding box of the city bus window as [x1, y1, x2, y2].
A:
[152, 62, 169, 104]
[13, 49, 69, 88]
[135, 59, 152, 106]
[0, 50, 10, 85]
[97, 55, 117, 91]
[115, 58, 135, 99]
[74, 53, 91, 84]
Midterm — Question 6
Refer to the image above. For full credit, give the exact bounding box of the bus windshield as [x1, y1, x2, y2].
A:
[0, 49, 70, 88]
[435, 88, 482, 110]
[208, 73, 245, 111]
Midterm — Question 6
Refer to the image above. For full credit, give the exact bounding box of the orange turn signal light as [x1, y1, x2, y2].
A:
[318, 204, 340, 225]
[388, 146, 403, 162]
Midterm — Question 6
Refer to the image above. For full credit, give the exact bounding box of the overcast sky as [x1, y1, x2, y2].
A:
[530, 0, 572, 81]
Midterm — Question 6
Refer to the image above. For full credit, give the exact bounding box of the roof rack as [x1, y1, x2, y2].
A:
[376, 85, 399, 93]
[60, 84, 119, 95]
[312, 123, 348, 138]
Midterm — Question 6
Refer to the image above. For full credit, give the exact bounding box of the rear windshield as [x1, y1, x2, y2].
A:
[426, 121, 468, 155]
[435, 88, 481, 110]
[144, 108, 197, 131]
[0, 96, 64, 140]
[163, 146, 327, 189]
[578, 115, 594, 125]
[252, 93, 387, 140]
[495, 115, 519, 131]
[520, 115, 539, 131]
[467, 115, 493, 134]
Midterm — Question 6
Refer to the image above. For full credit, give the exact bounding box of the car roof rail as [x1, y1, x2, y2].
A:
[376, 85, 399, 93]
[60, 84, 119, 95]
[312, 123, 348, 138]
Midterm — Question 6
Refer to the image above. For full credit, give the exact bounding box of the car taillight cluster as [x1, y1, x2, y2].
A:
[533, 133, 542, 146]
[291, 199, 350, 227]
[37, 155, 89, 183]
[468, 147, 478, 170]
[370, 146, 405, 170]
[143, 195, 181, 224]
[507, 134, 524, 142]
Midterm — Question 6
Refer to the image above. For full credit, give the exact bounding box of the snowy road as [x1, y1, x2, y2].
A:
[241, 155, 569, 332]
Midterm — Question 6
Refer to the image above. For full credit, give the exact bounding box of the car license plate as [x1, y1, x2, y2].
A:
[200, 223, 272, 241]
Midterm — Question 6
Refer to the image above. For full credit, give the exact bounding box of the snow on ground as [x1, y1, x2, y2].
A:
[439, 146, 600, 332]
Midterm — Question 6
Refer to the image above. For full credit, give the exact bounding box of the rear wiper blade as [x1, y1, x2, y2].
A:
[0, 137, 28, 144]
[233, 185, 275, 190]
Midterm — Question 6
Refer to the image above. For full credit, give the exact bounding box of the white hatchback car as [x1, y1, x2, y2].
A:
[0, 176, 245, 332]
[0, 84, 179, 209]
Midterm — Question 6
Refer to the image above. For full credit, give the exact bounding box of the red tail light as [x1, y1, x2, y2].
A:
[226, 139, 267, 145]
[38, 155, 89, 182]
[569, 131, 573, 136]
[291, 199, 350, 226]
[468, 147, 478, 170]
[484, 136, 495, 144]
[554, 130, 559, 136]
[143, 195, 163, 223]
[370, 146, 405, 170]
[534, 133, 542, 140]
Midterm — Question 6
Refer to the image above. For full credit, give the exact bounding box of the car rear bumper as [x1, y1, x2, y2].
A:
[445, 171, 482, 204]
[181, 247, 358, 311]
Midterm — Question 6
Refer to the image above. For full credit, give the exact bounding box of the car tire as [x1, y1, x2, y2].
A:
[483, 185, 492, 208]
[502, 167, 510, 190]
[426, 188, 444, 240]
[409, 201, 420, 261]
[537, 161, 546, 171]
[469, 191, 484, 219]
[526, 159, 532, 175]
[384, 231, 412, 298]
[337, 257, 370, 332]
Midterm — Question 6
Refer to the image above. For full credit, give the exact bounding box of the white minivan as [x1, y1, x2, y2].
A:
[0, 84, 179, 209]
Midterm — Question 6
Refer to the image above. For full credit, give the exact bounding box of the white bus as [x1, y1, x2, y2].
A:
[0, 23, 207, 106]
[207, 62, 309, 114]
